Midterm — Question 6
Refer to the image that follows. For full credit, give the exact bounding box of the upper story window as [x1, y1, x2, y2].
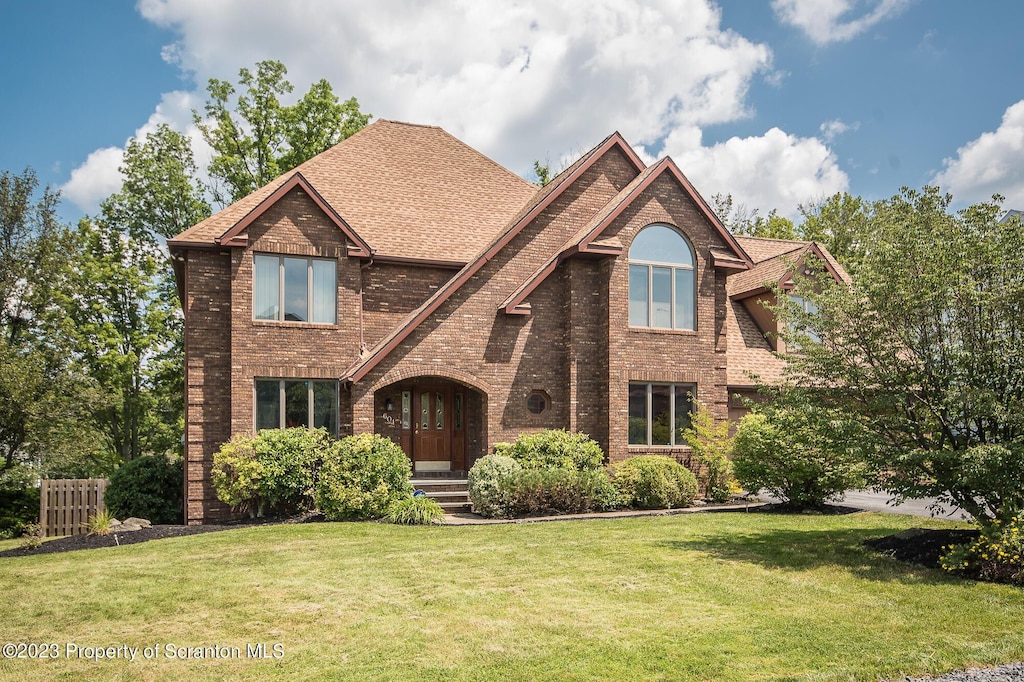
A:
[628, 224, 696, 330]
[253, 254, 336, 324]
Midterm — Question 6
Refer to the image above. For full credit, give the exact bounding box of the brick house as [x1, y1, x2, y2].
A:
[168, 120, 850, 524]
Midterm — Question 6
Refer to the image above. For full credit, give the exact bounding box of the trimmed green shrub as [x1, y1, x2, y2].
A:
[384, 496, 446, 525]
[106, 455, 184, 524]
[315, 434, 412, 521]
[468, 454, 522, 518]
[732, 408, 867, 511]
[504, 429, 605, 471]
[210, 427, 331, 517]
[500, 468, 619, 517]
[609, 455, 699, 509]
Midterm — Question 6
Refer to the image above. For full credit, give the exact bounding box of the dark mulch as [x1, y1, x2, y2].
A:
[754, 502, 864, 515]
[864, 528, 981, 569]
[0, 515, 311, 559]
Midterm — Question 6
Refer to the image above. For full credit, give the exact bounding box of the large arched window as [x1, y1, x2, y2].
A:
[628, 224, 696, 330]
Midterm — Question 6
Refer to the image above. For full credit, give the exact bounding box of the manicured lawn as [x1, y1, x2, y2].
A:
[1, 512, 1021, 681]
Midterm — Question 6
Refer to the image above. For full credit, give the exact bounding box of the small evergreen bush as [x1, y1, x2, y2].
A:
[315, 434, 412, 521]
[106, 455, 184, 524]
[468, 454, 522, 518]
[609, 455, 699, 509]
[384, 496, 446, 525]
[504, 429, 605, 471]
[0, 474, 40, 538]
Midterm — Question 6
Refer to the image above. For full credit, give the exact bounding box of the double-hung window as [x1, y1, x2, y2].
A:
[253, 255, 336, 324]
[255, 379, 339, 434]
[628, 224, 696, 330]
[628, 382, 695, 446]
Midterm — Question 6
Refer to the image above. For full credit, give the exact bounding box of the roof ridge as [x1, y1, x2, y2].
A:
[375, 119, 442, 129]
[433, 126, 537, 192]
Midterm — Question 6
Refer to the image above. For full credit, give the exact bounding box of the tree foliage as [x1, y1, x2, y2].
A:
[713, 193, 797, 240]
[195, 59, 370, 205]
[778, 186, 1024, 522]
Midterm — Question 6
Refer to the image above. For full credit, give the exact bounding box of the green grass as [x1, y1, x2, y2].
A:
[1, 512, 1021, 681]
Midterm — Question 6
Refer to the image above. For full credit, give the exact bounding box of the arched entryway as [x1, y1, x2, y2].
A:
[373, 377, 487, 475]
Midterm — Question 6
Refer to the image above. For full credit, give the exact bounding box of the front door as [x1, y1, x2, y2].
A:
[412, 385, 451, 471]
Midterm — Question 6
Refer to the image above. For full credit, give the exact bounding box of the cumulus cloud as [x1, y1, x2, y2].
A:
[933, 99, 1024, 208]
[665, 126, 849, 217]
[772, 0, 910, 45]
[66, 0, 847, 217]
[60, 90, 209, 213]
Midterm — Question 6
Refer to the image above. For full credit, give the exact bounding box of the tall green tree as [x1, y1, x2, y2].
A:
[797, 192, 870, 272]
[778, 186, 1024, 523]
[0, 169, 107, 479]
[195, 59, 370, 204]
[65, 125, 212, 461]
[712, 193, 797, 240]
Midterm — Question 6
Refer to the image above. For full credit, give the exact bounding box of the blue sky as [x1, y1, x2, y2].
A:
[2, 1, 1022, 223]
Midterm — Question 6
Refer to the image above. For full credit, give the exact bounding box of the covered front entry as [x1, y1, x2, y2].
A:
[374, 378, 483, 474]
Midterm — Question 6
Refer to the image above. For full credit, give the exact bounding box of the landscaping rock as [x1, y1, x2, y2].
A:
[122, 517, 152, 528]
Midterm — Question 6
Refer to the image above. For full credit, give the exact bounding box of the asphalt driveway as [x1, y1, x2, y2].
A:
[759, 489, 973, 520]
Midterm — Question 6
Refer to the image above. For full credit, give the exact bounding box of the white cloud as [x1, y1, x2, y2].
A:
[68, 0, 852, 219]
[933, 99, 1024, 208]
[60, 90, 209, 213]
[665, 126, 849, 217]
[61, 147, 124, 215]
[819, 118, 859, 141]
[133, 0, 771, 171]
[772, 0, 910, 45]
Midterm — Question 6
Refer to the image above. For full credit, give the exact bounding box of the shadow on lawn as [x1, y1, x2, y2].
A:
[659, 525, 968, 585]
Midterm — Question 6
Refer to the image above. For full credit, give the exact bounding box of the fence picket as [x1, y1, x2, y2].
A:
[38, 479, 109, 537]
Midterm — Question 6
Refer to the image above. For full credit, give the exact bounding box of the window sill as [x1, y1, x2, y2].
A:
[627, 326, 697, 336]
[627, 445, 693, 452]
[252, 319, 337, 329]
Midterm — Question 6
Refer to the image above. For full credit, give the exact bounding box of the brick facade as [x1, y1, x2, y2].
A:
[174, 125, 780, 524]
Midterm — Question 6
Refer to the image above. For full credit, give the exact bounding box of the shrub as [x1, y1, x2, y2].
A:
[0, 476, 40, 538]
[468, 454, 522, 518]
[683, 401, 735, 502]
[210, 428, 330, 517]
[732, 407, 867, 511]
[504, 429, 605, 471]
[315, 434, 412, 521]
[609, 455, 699, 509]
[941, 515, 1024, 585]
[106, 455, 184, 524]
[500, 468, 620, 517]
[384, 496, 446, 525]
[20, 522, 42, 550]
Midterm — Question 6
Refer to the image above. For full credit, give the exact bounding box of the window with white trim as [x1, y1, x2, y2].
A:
[628, 382, 695, 446]
[253, 254, 336, 323]
[628, 224, 696, 330]
[255, 379, 339, 433]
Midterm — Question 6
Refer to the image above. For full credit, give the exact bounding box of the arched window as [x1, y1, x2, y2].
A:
[628, 224, 696, 330]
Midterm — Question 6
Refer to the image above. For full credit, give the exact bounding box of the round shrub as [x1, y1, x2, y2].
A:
[315, 434, 412, 521]
[106, 455, 184, 524]
[211, 428, 331, 517]
[505, 429, 605, 471]
[732, 410, 867, 510]
[468, 454, 522, 518]
[385, 496, 446, 525]
[609, 455, 698, 509]
[500, 468, 620, 517]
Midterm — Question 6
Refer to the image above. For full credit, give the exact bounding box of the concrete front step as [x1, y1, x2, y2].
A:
[411, 478, 471, 513]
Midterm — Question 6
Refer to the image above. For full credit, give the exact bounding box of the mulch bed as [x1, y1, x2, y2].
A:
[864, 528, 981, 569]
[0, 524, 239, 558]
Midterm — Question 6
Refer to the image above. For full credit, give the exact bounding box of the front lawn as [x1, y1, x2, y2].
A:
[1, 512, 1021, 681]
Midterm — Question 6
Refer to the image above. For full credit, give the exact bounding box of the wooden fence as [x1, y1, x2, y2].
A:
[39, 478, 108, 537]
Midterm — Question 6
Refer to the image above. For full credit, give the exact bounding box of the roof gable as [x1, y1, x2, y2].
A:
[169, 120, 539, 263]
[501, 157, 753, 314]
[343, 132, 646, 382]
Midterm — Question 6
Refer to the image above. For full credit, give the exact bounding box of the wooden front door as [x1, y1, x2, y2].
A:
[413, 385, 451, 470]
